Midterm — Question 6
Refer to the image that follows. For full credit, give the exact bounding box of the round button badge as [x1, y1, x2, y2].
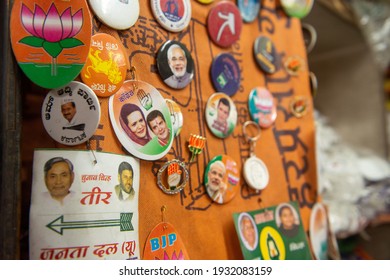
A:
[197, 0, 214, 4]
[150, 0, 192, 32]
[248, 87, 277, 128]
[237, 0, 260, 23]
[254, 36, 278, 74]
[157, 40, 194, 89]
[210, 52, 241, 97]
[280, 0, 314, 19]
[80, 33, 128, 97]
[207, 1, 243, 48]
[41, 81, 101, 146]
[88, 0, 140, 30]
[205, 92, 237, 138]
[166, 99, 184, 136]
[109, 80, 174, 161]
[10, 0, 92, 89]
[204, 155, 240, 204]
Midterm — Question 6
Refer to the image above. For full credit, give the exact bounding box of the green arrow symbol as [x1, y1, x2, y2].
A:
[46, 213, 134, 235]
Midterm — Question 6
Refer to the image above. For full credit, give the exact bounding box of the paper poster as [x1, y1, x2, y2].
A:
[233, 201, 312, 260]
[29, 149, 140, 260]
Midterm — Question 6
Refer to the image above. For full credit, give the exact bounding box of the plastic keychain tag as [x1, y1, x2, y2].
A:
[242, 121, 269, 190]
[109, 70, 174, 161]
[10, 0, 92, 89]
[150, 0, 192, 32]
[88, 0, 139, 30]
[143, 206, 190, 260]
[80, 33, 128, 97]
[41, 81, 101, 146]
[204, 154, 240, 204]
[205, 92, 237, 138]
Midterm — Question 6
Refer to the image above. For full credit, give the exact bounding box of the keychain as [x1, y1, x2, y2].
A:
[242, 121, 269, 190]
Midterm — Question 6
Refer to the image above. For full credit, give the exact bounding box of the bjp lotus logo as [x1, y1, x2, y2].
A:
[10, 1, 91, 88]
[19, 3, 83, 76]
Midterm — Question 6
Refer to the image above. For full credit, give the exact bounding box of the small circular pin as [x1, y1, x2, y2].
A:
[80, 33, 128, 97]
[204, 155, 240, 204]
[210, 52, 241, 96]
[157, 40, 194, 89]
[280, 0, 314, 19]
[88, 0, 140, 30]
[207, 1, 243, 48]
[41, 81, 101, 146]
[237, 0, 260, 23]
[290, 96, 309, 118]
[284, 55, 305, 76]
[205, 92, 237, 138]
[165, 99, 183, 136]
[150, 0, 192, 32]
[157, 159, 189, 194]
[248, 87, 277, 128]
[254, 36, 278, 74]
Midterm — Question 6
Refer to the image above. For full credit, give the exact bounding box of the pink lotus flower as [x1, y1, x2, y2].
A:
[19, 3, 84, 76]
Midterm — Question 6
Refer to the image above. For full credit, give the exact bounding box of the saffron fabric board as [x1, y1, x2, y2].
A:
[29, 149, 140, 260]
[41, 0, 316, 259]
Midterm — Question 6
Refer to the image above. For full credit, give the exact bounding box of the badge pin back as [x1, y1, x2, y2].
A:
[81, 33, 128, 97]
[207, 1, 243, 48]
[150, 0, 192, 32]
[248, 87, 277, 128]
[157, 40, 194, 89]
[157, 159, 189, 195]
[109, 80, 174, 161]
[10, 0, 92, 89]
[210, 52, 241, 97]
[237, 0, 260, 23]
[88, 0, 139, 30]
[280, 0, 314, 19]
[205, 92, 237, 139]
[41, 81, 101, 146]
[204, 155, 240, 204]
[254, 36, 278, 74]
[165, 99, 184, 136]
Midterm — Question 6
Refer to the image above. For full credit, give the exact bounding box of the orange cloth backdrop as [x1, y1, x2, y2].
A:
[54, 0, 318, 259]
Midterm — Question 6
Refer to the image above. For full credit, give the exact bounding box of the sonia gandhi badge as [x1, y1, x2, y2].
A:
[10, 0, 92, 89]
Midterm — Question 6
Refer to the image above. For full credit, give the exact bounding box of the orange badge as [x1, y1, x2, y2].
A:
[10, 0, 92, 89]
[143, 222, 190, 260]
[81, 33, 128, 97]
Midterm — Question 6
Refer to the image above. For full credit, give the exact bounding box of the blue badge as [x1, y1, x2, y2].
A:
[237, 0, 260, 23]
[210, 53, 241, 97]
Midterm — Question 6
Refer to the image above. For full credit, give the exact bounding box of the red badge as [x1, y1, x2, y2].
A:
[80, 33, 128, 97]
[10, 0, 92, 89]
[207, 1, 242, 48]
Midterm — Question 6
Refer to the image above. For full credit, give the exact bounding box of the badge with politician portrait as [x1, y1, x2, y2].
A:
[41, 81, 101, 146]
[80, 33, 128, 97]
[29, 149, 140, 260]
[310, 202, 329, 260]
[204, 155, 240, 204]
[109, 80, 174, 161]
[10, 0, 92, 89]
[157, 40, 194, 90]
[205, 92, 237, 138]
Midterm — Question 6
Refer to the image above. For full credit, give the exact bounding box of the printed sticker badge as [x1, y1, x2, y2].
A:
[10, 0, 92, 89]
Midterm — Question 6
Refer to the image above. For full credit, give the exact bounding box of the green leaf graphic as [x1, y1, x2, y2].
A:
[60, 38, 84, 49]
[43, 41, 62, 58]
[19, 36, 44, 47]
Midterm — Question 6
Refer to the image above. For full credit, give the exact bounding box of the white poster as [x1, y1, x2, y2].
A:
[29, 149, 140, 260]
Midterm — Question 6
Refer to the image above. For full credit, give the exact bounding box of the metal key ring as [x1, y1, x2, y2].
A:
[242, 121, 261, 142]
